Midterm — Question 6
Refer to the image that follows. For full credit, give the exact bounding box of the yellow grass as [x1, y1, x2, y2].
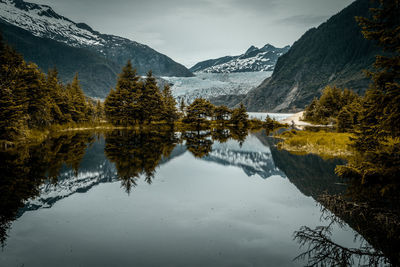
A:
[277, 130, 354, 159]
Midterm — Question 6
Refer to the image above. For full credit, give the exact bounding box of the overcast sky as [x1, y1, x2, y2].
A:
[33, 0, 354, 67]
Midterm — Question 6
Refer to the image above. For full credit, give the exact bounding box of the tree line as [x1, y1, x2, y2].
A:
[104, 60, 251, 128]
[0, 33, 103, 142]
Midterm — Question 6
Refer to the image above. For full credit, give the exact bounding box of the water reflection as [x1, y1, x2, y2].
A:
[0, 128, 397, 266]
[104, 129, 177, 193]
[0, 132, 94, 247]
[293, 206, 387, 266]
[255, 132, 399, 265]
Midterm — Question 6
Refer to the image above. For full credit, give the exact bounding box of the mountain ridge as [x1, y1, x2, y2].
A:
[190, 44, 290, 73]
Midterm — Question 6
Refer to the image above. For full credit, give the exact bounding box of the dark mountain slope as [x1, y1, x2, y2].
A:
[242, 0, 380, 112]
[0, 20, 119, 98]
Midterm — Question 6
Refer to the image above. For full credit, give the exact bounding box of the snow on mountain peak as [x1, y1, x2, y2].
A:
[0, 0, 104, 47]
[190, 44, 290, 74]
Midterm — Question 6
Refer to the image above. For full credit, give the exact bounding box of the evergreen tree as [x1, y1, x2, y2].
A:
[117, 60, 140, 125]
[161, 84, 178, 124]
[22, 63, 52, 128]
[184, 98, 214, 127]
[140, 71, 163, 124]
[214, 105, 232, 122]
[104, 61, 141, 125]
[230, 103, 248, 126]
[0, 35, 26, 140]
[336, 106, 353, 133]
[94, 100, 104, 122]
[68, 73, 88, 123]
[45, 68, 69, 124]
[104, 88, 119, 124]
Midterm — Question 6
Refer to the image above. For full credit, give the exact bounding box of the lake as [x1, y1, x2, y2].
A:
[0, 128, 382, 266]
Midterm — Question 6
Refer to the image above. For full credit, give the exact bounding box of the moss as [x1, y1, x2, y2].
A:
[278, 130, 354, 159]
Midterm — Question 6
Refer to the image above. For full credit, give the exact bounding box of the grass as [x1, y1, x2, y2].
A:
[277, 130, 354, 159]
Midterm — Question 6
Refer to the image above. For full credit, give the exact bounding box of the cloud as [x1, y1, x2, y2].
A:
[276, 15, 330, 27]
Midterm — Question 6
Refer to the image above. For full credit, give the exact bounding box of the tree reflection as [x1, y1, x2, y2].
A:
[293, 203, 389, 266]
[0, 132, 94, 247]
[183, 130, 213, 158]
[104, 129, 177, 194]
[229, 126, 248, 146]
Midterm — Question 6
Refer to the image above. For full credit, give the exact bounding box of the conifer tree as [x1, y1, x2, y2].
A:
[230, 103, 248, 126]
[214, 105, 231, 122]
[68, 73, 88, 123]
[161, 84, 178, 124]
[184, 98, 214, 127]
[140, 71, 163, 123]
[0, 34, 26, 139]
[45, 68, 68, 124]
[22, 63, 52, 128]
[117, 60, 140, 125]
[104, 88, 119, 124]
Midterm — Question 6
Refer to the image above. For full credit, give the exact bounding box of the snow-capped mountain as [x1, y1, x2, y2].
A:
[0, 0, 105, 47]
[204, 135, 285, 179]
[190, 44, 290, 73]
[0, 0, 192, 97]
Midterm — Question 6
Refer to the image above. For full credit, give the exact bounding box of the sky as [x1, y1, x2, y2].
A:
[33, 0, 354, 67]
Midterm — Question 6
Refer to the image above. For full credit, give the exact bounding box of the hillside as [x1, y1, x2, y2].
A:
[0, 20, 120, 98]
[242, 0, 380, 112]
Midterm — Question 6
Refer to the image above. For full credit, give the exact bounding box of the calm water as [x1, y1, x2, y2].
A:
[0, 129, 376, 266]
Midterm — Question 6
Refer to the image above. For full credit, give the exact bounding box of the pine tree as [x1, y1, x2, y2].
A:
[230, 103, 248, 126]
[117, 60, 140, 125]
[140, 71, 163, 124]
[0, 35, 26, 140]
[21, 63, 52, 128]
[104, 88, 119, 124]
[336, 106, 353, 133]
[214, 105, 232, 122]
[45, 68, 68, 124]
[94, 100, 104, 122]
[68, 73, 88, 123]
[161, 84, 178, 124]
[184, 98, 214, 127]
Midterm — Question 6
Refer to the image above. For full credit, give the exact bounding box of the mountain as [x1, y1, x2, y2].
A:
[0, 0, 193, 98]
[190, 44, 290, 73]
[205, 135, 285, 179]
[241, 0, 381, 112]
